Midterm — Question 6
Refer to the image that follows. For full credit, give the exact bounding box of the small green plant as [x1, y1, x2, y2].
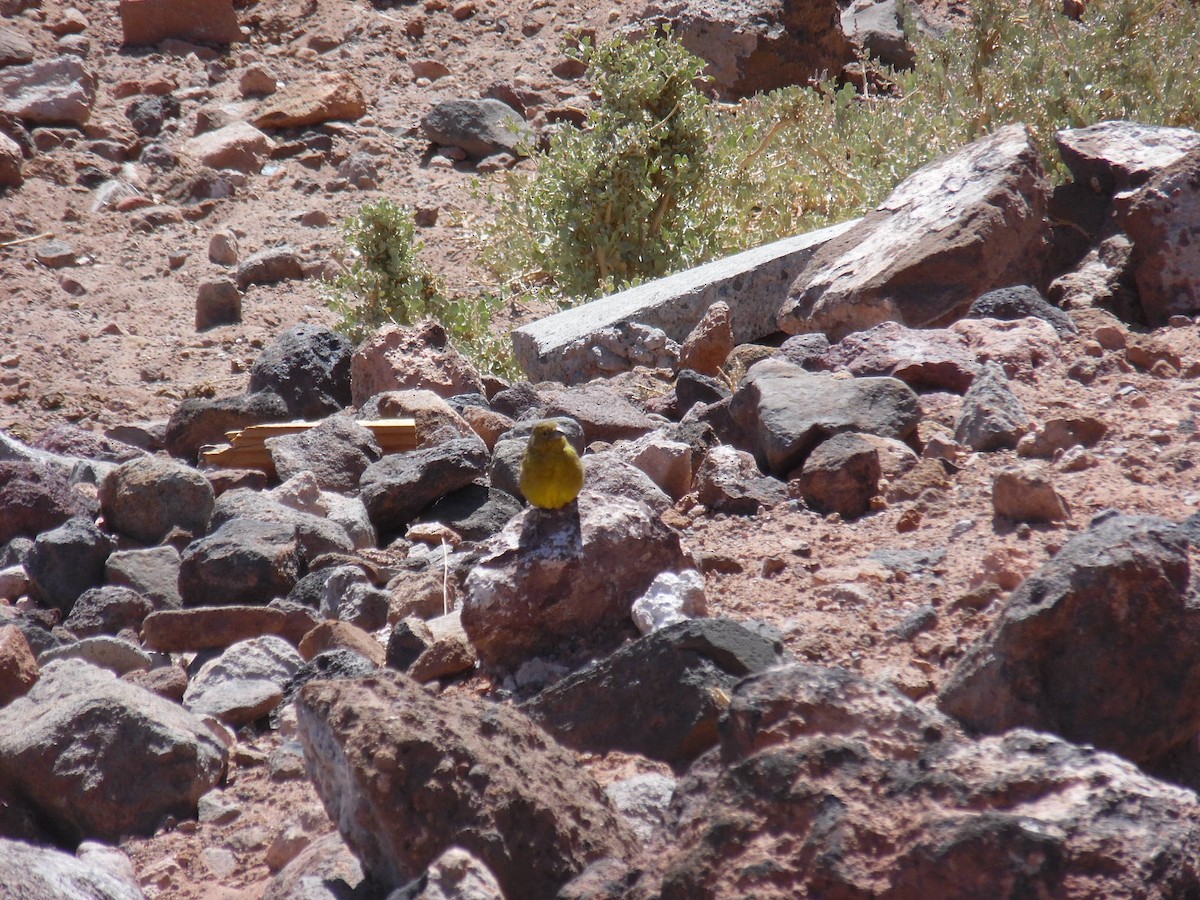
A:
[325, 199, 518, 377]
[325, 200, 442, 343]
[482, 31, 739, 304]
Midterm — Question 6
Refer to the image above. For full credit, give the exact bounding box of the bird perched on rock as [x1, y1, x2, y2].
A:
[520, 419, 585, 509]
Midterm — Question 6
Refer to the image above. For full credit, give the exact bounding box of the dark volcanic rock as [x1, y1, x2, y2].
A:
[730, 358, 920, 476]
[25, 517, 112, 615]
[524, 618, 786, 763]
[940, 514, 1198, 765]
[164, 391, 290, 462]
[178, 518, 303, 607]
[249, 324, 354, 420]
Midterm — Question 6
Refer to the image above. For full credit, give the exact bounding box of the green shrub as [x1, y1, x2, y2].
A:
[482, 32, 739, 304]
[325, 199, 518, 377]
[325, 200, 442, 343]
[483, 0, 1200, 305]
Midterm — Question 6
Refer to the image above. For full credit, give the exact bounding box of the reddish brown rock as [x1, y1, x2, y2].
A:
[182, 121, 275, 175]
[0, 132, 22, 189]
[793, 431, 881, 519]
[991, 464, 1069, 524]
[459, 404, 515, 450]
[407, 611, 477, 682]
[677, 300, 733, 377]
[0, 625, 37, 707]
[655, 665, 1200, 898]
[461, 492, 690, 670]
[298, 620, 385, 666]
[253, 75, 367, 129]
[651, 0, 854, 100]
[141, 606, 289, 652]
[119, 0, 241, 46]
[295, 669, 636, 896]
[351, 323, 485, 407]
[1017, 415, 1107, 458]
[121, 663, 188, 702]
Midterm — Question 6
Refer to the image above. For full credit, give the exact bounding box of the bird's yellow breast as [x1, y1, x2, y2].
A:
[520, 438, 585, 509]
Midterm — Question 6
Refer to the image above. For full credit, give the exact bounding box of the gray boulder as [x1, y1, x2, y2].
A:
[318, 565, 389, 632]
[0, 56, 97, 127]
[729, 358, 920, 476]
[420, 98, 532, 160]
[184, 635, 303, 725]
[63, 585, 154, 638]
[105, 546, 183, 610]
[1055, 120, 1200, 194]
[663, 722, 1200, 898]
[99, 456, 214, 545]
[524, 618, 786, 763]
[265, 415, 381, 494]
[211, 489, 355, 559]
[539, 383, 659, 445]
[164, 390, 290, 462]
[178, 518, 303, 607]
[953, 361, 1030, 452]
[793, 432, 881, 519]
[967, 285, 1078, 338]
[25, 517, 111, 614]
[0, 658, 227, 843]
[415, 484, 523, 543]
[840, 0, 920, 69]
[360, 437, 489, 536]
[0, 838, 145, 900]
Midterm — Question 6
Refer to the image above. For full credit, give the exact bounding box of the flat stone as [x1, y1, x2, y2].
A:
[142, 605, 289, 652]
[1055, 120, 1200, 194]
[253, 75, 366, 129]
[119, 0, 242, 45]
[511, 221, 856, 384]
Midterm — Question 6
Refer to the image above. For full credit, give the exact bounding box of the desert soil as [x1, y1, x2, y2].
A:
[2, 0, 1198, 896]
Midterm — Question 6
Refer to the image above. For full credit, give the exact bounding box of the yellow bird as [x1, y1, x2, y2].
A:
[519, 419, 585, 509]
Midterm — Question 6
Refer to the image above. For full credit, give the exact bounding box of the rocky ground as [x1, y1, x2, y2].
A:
[3, 0, 1200, 897]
